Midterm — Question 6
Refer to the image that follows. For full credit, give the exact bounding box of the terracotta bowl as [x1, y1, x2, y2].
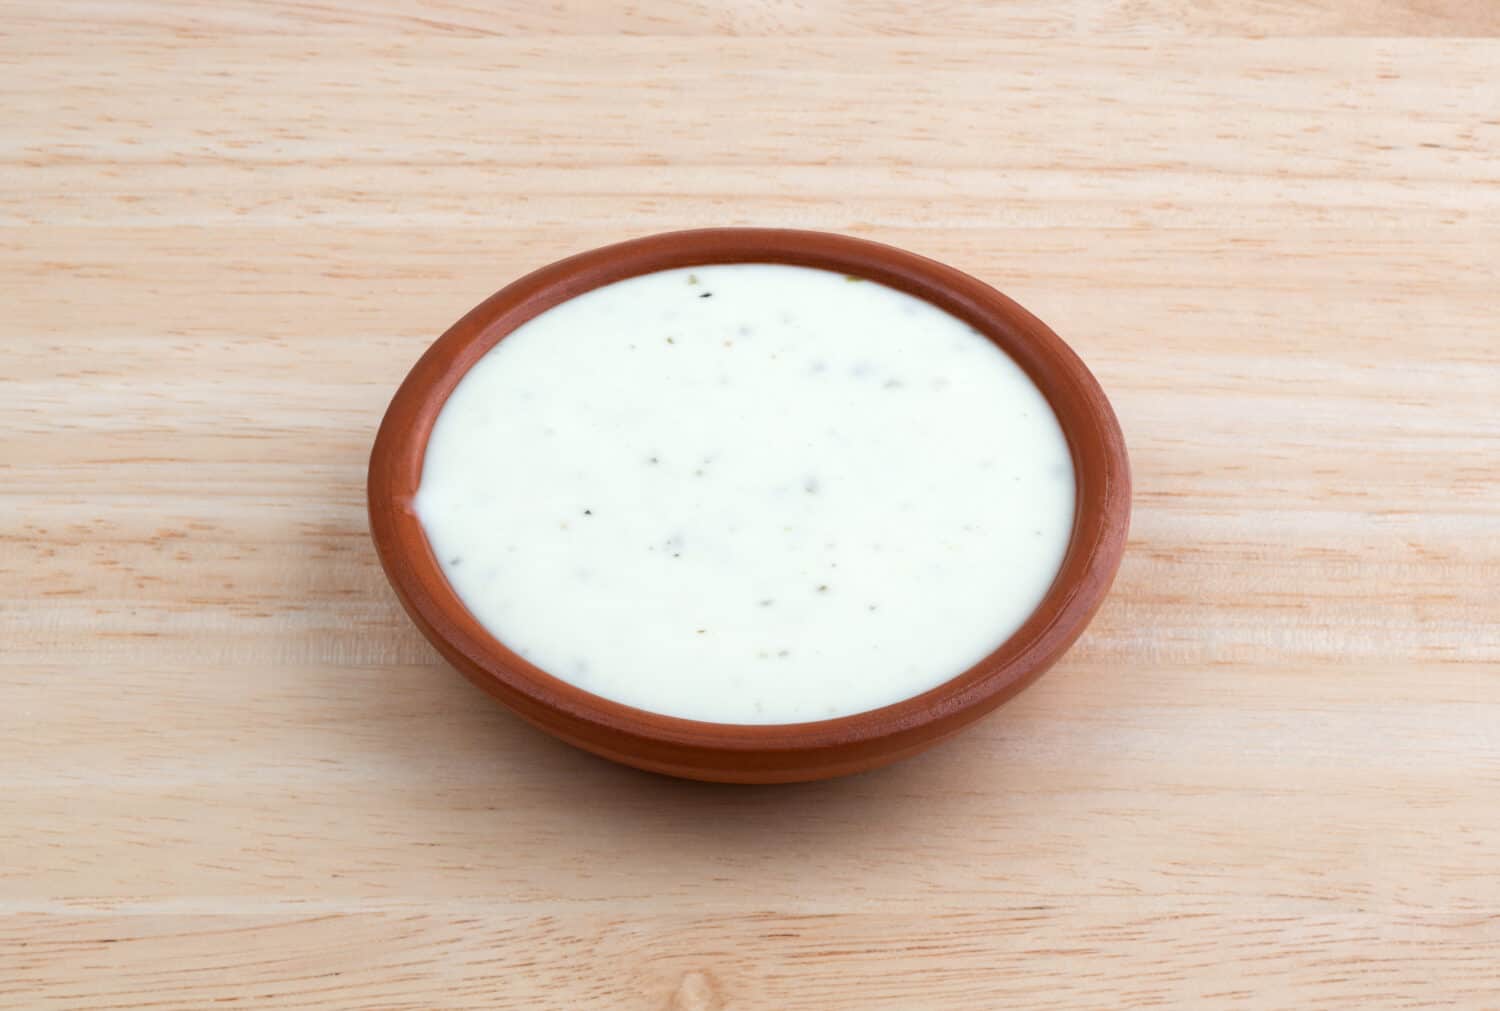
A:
[368, 228, 1130, 783]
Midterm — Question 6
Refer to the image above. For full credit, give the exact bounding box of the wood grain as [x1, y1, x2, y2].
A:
[2, 1, 1498, 1007]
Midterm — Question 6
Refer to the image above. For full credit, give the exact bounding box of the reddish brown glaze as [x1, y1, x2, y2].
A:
[368, 229, 1131, 783]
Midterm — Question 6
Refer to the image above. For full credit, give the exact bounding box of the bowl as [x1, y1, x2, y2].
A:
[368, 228, 1130, 783]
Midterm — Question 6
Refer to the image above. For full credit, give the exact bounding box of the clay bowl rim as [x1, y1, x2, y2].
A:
[368, 227, 1130, 779]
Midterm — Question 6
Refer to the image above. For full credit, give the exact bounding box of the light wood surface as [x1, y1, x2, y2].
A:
[4, 2, 1499, 1007]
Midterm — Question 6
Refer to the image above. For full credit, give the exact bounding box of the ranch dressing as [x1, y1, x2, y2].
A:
[415, 264, 1075, 724]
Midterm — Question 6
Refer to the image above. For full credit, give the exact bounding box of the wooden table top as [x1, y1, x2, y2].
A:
[4, 3, 1498, 1008]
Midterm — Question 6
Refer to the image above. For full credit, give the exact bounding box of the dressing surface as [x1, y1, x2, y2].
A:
[416, 264, 1076, 723]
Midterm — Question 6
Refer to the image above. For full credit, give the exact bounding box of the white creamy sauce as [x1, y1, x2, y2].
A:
[415, 264, 1075, 724]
